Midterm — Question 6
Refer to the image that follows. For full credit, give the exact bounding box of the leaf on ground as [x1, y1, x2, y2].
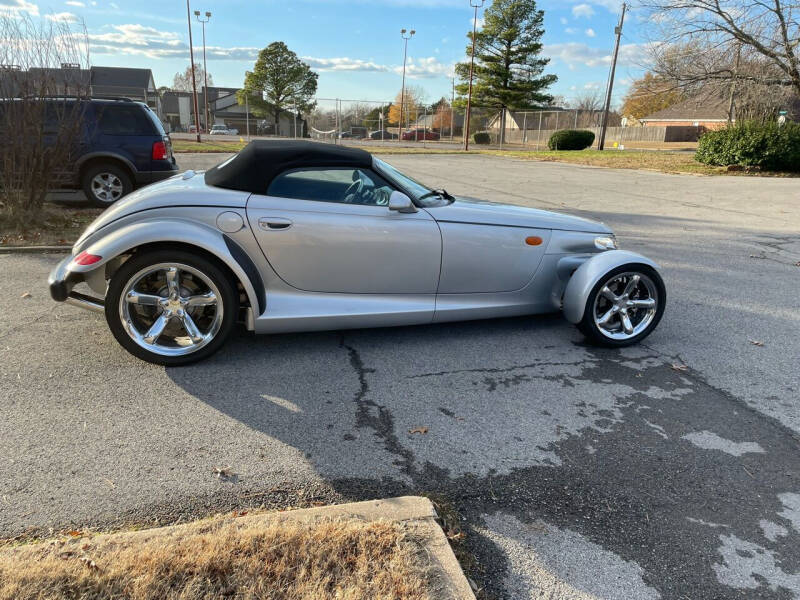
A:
[795, 261, 800, 267]
[80, 557, 99, 571]
[408, 427, 429, 435]
[748, 339, 765, 347]
[21, 292, 32, 299]
[749, 254, 766, 259]
[671, 363, 689, 372]
[66, 530, 82, 537]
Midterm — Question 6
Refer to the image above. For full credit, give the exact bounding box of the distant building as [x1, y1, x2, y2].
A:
[0, 65, 159, 111]
[640, 96, 731, 129]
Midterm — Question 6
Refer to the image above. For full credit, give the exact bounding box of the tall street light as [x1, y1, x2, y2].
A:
[463, 0, 484, 151]
[194, 10, 211, 133]
[398, 28, 415, 143]
[185, 0, 200, 142]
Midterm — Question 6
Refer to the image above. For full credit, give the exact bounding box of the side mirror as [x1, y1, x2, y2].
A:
[388, 191, 417, 214]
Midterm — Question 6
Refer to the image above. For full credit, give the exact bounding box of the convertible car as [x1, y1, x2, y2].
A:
[49, 140, 666, 365]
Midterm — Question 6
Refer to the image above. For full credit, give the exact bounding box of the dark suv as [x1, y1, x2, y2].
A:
[43, 97, 178, 206]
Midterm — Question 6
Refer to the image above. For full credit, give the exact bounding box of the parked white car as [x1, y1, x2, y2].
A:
[209, 124, 238, 136]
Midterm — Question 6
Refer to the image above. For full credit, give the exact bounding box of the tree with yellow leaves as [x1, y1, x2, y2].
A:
[621, 72, 685, 120]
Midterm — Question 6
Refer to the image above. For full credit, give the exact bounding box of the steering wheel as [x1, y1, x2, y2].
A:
[343, 179, 363, 203]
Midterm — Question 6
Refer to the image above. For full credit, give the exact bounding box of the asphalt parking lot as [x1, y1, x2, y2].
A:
[2, 154, 799, 599]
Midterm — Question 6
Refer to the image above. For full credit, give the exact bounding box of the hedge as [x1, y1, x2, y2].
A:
[473, 131, 491, 144]
[695, 121, 800, 171]
[548, 129, 595, 151]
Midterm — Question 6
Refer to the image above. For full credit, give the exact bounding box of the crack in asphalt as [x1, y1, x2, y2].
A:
[341, 337, 418, 478]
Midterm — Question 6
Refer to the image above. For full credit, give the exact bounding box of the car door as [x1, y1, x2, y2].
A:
[246, 166, 442, 295]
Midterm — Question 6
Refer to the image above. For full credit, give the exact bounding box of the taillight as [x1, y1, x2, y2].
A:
[73, 251, 102, 266]
[152, 140, 167, 160]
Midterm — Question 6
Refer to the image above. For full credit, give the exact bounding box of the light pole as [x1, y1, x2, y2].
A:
[186, 0, 200, 142]
[194, 10, 211, 133]
[398, 28, 415, 143]
[463, 0, 484, 151]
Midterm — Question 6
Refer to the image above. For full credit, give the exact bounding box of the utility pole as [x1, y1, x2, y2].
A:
[598, 2, 626, 151]
[186, 0, 201, 142]
[194, 10, 211, 132]
[450, 75, 455, 140]
[464, 0, 485, 151]
[399, 29, 415, 143]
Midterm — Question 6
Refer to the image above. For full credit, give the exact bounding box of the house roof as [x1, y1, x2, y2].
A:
[641, 96, 730, 122]
[90, 66, 154, 90]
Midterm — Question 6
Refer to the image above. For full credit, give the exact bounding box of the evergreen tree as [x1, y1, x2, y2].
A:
[455, 0, 556, 138]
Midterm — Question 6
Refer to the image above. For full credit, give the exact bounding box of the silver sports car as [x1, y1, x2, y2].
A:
[49, 140, 666, 365]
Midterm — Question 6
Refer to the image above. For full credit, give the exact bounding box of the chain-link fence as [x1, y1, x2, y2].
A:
[165, 94, 670, 149]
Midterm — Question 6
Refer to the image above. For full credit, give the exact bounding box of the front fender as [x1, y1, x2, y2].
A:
[73, 218, 263, 316]
[562, 250, 661, 324]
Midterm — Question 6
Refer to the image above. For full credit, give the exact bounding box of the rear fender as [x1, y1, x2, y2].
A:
[562, 250, 660, 324]
[70, 218, 263, 317]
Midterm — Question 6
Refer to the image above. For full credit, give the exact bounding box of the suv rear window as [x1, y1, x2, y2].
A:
[95, 104, 156, 135]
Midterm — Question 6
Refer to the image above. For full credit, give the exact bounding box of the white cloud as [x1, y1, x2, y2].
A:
[303, 56, 388, 73]
[545, 42, 647, 69]
[560, 17, 568, 25]
[390, 56, 451, 78]
[65, 0, 84, 5]
[0, 0, 39, 15]
[565, 27, 576, 34]
[87, 22, 453, 81]
[572, 3, 595, 18]
[585, 28, 596, 37]
[46, 10, 78, 21]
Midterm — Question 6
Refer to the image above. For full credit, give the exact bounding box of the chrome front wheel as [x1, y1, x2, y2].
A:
[106, 250, 238, 365]
[579, 265, 665, 347]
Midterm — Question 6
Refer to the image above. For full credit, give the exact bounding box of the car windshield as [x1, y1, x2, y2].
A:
[373, 158, 450, 207]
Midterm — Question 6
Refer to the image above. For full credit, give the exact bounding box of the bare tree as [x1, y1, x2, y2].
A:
[0, 14, 89, 226]
[639, 1, 800, 97]
[571, 89, 604, 112]
[172, 63, 214, 92]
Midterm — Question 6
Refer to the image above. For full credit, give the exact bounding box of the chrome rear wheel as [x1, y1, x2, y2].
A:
[120, 263, 223, 357]
[105, 250, 238, 365]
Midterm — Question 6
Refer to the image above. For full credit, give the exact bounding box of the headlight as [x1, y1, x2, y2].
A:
[594, 236, 618, 251]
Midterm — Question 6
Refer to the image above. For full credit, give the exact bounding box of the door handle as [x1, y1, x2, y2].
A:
[258, 217, 292, 231]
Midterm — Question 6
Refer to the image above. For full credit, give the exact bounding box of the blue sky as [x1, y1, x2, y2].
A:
[3, 0, 649, 106]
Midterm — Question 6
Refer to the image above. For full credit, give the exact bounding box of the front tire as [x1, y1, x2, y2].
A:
[105, 249, 239, 366]
[577, 265, 665, 347]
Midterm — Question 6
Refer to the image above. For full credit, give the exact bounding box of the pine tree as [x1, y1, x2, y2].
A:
[455, 0, 556, 140]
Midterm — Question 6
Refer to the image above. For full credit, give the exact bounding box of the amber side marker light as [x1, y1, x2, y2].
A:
[525, 236, 543, 246]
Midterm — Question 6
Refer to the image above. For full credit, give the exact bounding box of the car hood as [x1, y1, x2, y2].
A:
[424, 196, 612, 234]
[74, 170, 250, 250]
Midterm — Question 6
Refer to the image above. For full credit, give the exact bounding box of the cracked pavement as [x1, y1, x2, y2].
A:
[1, 155, 799, 599]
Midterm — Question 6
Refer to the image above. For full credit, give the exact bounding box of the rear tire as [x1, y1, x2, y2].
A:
[82, 162, 133, 207]
[577, 264, 666, 347]
[105, 249, 239, 366]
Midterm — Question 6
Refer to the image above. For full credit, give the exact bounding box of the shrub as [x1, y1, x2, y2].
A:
[548, 129, 595, 151]
[695, 121, 800, 171]
[473, 131, 491, 145]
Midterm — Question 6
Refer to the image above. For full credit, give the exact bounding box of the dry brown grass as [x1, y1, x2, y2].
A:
[0, 203, 101, 246]
[0, 516, 434, 600]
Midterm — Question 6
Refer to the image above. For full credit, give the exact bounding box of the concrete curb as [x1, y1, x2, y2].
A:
[0, 245, 71, 254]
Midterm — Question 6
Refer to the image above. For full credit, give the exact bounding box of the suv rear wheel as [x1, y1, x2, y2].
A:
[82, 162, 133, 207]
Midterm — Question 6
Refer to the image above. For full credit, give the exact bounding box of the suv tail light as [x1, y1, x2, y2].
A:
[152, 140, 168, 160]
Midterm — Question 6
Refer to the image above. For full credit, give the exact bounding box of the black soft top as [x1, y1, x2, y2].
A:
[204, 140, 373, 193]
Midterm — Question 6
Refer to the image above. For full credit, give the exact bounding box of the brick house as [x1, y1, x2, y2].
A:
[640, 96, 731, 130]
